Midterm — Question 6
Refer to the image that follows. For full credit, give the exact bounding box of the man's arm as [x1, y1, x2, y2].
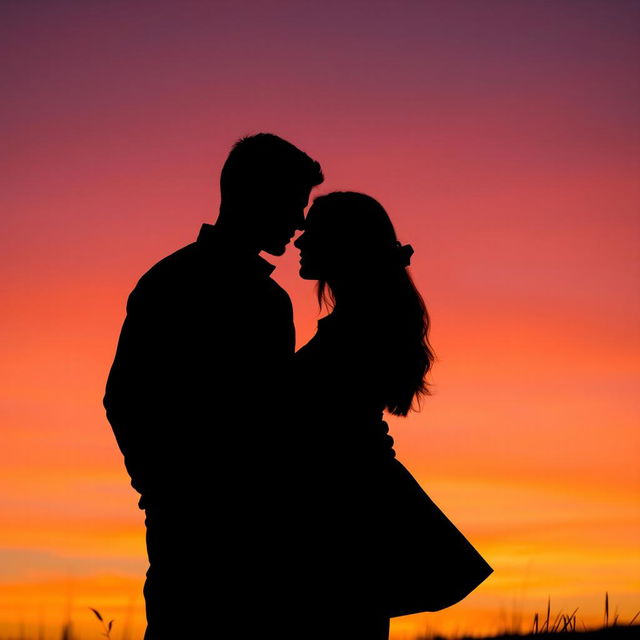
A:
[104, 280, 166, 497]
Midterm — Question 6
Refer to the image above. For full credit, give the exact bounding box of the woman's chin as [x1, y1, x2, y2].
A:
[298, 265, 318, 280]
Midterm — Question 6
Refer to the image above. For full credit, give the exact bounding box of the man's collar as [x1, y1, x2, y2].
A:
[197, 223, 276, 276]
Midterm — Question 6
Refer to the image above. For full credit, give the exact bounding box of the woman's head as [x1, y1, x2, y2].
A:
[295, 191, 409, 282]
[294, 191, 435, 416]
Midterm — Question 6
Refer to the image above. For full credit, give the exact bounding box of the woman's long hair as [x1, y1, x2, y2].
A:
[313, 192, 435, 416]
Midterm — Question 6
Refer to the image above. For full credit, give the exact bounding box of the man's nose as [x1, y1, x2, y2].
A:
[294, 208, 305, 231]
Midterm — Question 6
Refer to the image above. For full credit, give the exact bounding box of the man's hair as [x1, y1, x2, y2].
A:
[220, 133, 324, 204]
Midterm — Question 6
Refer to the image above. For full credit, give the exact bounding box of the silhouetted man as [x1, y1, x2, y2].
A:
[103, 134, 323, 639]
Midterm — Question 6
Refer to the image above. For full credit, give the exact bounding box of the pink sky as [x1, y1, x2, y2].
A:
[1, 1, 639, 637]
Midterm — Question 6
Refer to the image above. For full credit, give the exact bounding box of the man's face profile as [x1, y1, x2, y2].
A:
[259, 183, 311, 256]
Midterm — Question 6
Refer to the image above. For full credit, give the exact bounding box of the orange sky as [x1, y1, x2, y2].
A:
[1, 1, 639, 638]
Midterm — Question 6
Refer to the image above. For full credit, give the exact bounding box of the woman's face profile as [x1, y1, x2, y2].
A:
[296, 193, 396, 281]
[295, 204, 351, 280]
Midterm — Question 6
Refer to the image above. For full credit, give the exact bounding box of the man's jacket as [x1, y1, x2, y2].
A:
[103, 223, 295, 510]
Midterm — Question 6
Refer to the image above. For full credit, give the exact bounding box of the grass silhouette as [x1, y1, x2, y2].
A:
[88, 608, 113, 639]
[416, 593, 640, 640]
[0, 593, 638, 639]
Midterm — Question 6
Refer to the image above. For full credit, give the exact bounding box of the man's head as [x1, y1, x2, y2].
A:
[217, 133, 324, 255]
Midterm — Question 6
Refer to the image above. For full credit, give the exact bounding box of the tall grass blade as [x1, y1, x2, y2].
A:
[559, 609, 578, 633]
[550, 610, 564, 632]
[543, 595, 550, 632]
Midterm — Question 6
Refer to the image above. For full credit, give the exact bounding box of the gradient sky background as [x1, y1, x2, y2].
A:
[1, 1, 639, 638]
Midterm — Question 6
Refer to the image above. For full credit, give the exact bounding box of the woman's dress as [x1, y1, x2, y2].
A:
[290, 311, 493, 619]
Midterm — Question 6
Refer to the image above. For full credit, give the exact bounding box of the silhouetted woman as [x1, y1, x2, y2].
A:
[290, 192, 492, 640]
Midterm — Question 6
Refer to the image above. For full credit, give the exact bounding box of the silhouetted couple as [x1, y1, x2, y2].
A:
[104, 133, 492, 640]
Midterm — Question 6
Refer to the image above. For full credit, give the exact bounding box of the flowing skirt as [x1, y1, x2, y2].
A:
[293, 454, 493, 619]
[378, 458, 493, 617]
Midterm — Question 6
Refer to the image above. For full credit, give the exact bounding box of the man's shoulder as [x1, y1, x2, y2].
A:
[125, 241, 204, 310]
[125, 238, 291, 311]
[137, 242, 200, 287]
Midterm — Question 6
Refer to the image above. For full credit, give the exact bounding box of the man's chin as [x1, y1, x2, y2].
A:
[262, 243, 287, 257]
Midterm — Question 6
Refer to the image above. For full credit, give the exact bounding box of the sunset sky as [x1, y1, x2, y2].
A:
[1, 1, 639, 638]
